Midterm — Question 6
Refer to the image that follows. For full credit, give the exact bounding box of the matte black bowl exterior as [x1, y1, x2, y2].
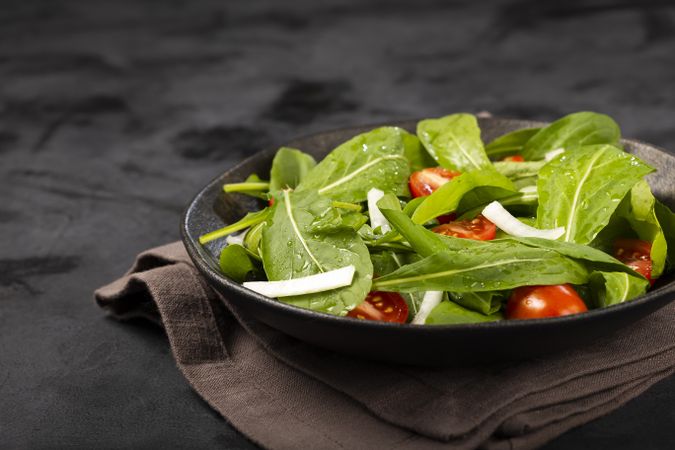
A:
[182, 118, 675, 366]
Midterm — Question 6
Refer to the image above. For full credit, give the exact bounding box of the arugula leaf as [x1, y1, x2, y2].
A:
[588, 271, 649, 308]
[296, 127, 410, 202]
[402, 130, 436, 171]
[614, 180, 668, 278]
[220, 244, 261, 282]
[371, 241, 588, 292]
[410, 169, 515, 224]
[485, 128, 541, 160]
[425, 301, 502, 325]
[269, 147, 317, 192]
[449, 291, 505, 315]
[523, 112, 621, 160]
[260, 190, 372, 315]
[654, 199, 675, 270]
[536, 145, 654, 244]
[417, 114, 491, 171]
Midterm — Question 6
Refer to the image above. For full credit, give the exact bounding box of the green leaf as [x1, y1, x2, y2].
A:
[492, 160, 546, 182]
[485, 128, 541, 160]
[219, 244, 261, 282]
[411, 169, 515, 224]
[371, 251, 424, 316]
[243, 221, 266, 257]
[417, 114, 491, 171]
[449, 291, 505, 315]
[588, 271, 649, 308]
[296, 127, 410, 202]
[654, 199, 675, 270]
[402, 130, 436, 172]
[536, 145, 654, 244]
[425, 301, 502, 325]
[378, 204, 454, 257]
[260, 190, 373, 315]
[371, 241, 588, 292]
[269, 147, 317, 192]
[523, 112, 621, 160]
[615, 180, 668, 278]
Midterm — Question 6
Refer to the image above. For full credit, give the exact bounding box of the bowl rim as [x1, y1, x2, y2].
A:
[181, 117, 675, 332]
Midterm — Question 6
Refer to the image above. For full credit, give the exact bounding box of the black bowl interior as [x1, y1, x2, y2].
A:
[182, 118, 675, 365]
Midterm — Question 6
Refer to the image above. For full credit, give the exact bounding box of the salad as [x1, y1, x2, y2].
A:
[199, 112, 675, 325]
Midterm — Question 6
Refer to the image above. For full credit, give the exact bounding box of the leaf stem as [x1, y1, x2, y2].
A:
[199, 212, 267, 245]
[331, 201, 362, 211]
[223, 182, 270, 193]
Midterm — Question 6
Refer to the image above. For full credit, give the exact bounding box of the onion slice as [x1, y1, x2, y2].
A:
[482, 201, 564, 240]
[367, 188, 391, 233]
[243, 265, 356, 298]
[412, 291, 443, 325]
[544, 148, 565, 161]
[225, 228, 248, 246]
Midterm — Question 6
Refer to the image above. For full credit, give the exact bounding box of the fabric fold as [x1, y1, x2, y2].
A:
[95, 242, 675, 450]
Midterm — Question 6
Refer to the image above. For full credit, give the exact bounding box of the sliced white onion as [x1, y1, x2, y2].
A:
[519, 185, 537, 194]
[544, 148, 565, 162]
[225, 228, 248, 246]
[482, 201, 564, 240]
[243, 265, 355, 298]
[412, 291, 443, 325]
[367, 188, 391, 233]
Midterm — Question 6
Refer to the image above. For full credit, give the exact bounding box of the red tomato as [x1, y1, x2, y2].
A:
[347, 291, 409, 323]
[268, 196, 275, 207]
[613, 238, 653, 283]
[506, 284, 588, 319]
[409, 167, 461, 198]
[432, 215, 497, 241]
[502, 155, 525, 162]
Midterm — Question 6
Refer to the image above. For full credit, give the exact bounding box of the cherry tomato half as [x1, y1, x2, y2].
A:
[409, 167, 461, 198]
[502, 155, 525, 162]
[505, 284, 588, 320]
[613, 238, 653, 283]
[347, 291, 409, 323]
[432, 215, 497, 241]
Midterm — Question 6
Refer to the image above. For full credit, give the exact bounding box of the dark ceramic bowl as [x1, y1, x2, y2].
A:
[181, 118, 675, 365]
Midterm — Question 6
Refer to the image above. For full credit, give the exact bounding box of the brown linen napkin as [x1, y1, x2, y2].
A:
[95, 242, 675, 450]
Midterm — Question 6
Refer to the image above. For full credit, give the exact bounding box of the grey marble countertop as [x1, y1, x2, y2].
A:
[1, 0, 674, 448]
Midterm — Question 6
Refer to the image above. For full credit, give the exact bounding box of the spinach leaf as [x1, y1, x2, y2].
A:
[402, 130, 436, 171]
[417, 114, 491, 171]
[296, 127, 410, 202]
[615, 180, 668, 278]
[243, 221, 266, 257]
[485, 128, 541, 160]
[260, 190, 372, 315]
[523, 112, 621, 160]
[588, 271, 649, 308]
[511, 236, 641, 275]
[493, 160, 546, 182]
[371, 241, 588, 292]
[449, 291, 504, 315]
[536, 144, 653, 244]
[654, 199, 675, 270]
[425, 301, 502, 325]
[410, 169, 515, 224]
[378, 203, 458, 256]
[223, 174, 270, 199]
[220, 244, 261, 282]
[269, 147, 317, 192]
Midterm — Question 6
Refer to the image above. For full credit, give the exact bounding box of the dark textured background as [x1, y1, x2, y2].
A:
[1, 0, 674, 448]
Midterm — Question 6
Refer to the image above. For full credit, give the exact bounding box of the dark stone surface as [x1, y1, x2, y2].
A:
[1, 0, 673, 448]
